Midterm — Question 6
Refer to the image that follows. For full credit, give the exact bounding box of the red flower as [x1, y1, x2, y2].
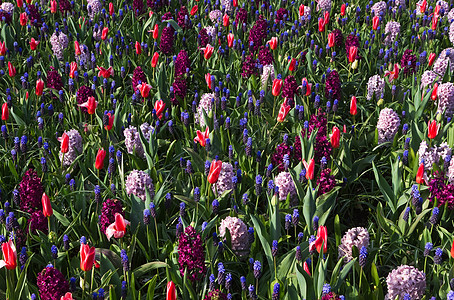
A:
[340, 3, 346, 16]
[431, 16, 438, 30]
[0, 42, 5, 56]
[151, 24, 159, 39]
[277, 99, 291, 122]
[203, 44, 214, 60]
[372, 16, 379, 30]
[138, 82, 152, 98]
[205, 73, 212, 89]
[35, 79, 44, 96]
[1, 103, 8, 121]
[20, 13, 27, 26]
[328, 32, 334, 48]
[417, 0, 427, 13]
[268, 37, 278, 50]
[194, 127, 209, 147]
[30, 38, 39, 50]
[289, 58, 296, 72]
[324, 11, 330, 25]
[451, 239, 454, 258]
[95, 148, 106, 170]
[416, 163, 424, 184]
[154, 99, 165, 120]
[101, 27, 109, 40]
[0, 240, 17, 270]
[17, 0, 23, 8]
[427, 120, 440, 139]
[80, 243, 95, 272]
[350, 96, 357, 116]
[384, 63, 399, 82]
[303, 158, 315, 180]
[428, 53, 436, 66]
[303, 261, 311, 275]
[105, 213, 130, 240]
[330, 126, 340, 148]
[74, 41, 81, 55]
[310, 226, 328, 253]
[299, 4, 304, 16]
[61, 292, 74, 300]
[50, 0, 57, 13]
[233, 0, 237, 7]
[109, 2, 114, 15]
[41, 192, 53, 217]
[227, 33, 234, 48]
[223, 14, 229, 27]
[166, 281, 176, 300]
[151, 52, 159, 68]
[78, 96, 98, 115]
[318, 18, 325, 32]
[69, 61, 77, 78]
[348, 46, 358, 63]
[190, 5, 198, 16]
[207, 160, 223, 184]
[135, 41, 142, 55]
[431, 83, 438, 101]
[272, 78, 283, 96]
[97, 66, 114, 78]
[59, 132, 69, 153]
[8, 62, 16, 77]
[301, 78, 311, 96]
[104, 113, 114, 131]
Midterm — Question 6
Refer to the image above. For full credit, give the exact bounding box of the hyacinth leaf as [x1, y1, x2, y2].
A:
[14, 252, 34, 298]
[333, 258, 356, 292]
[145, 275, 158, 300]
[251, 215, 273, 271]
[448, 125, 454, 148]
[184, 148, 205, 175]
[269, 193, 280, 242]
[296, 263, 315, 299]
[99, 270, 117, 290]
[305, 50, 313, 75]
[391, 158, 403, 206]
[130, 193, 145, 231]
[276, 246, 296, 279]
[100, 250, 122, 296]
[315, 187, 339, 226]
[372, 161, 396, 213]
[315, 253, 328, 298]
[406, 208, 431, 237]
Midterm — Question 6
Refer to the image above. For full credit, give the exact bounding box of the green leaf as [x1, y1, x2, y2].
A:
[133, 261, 168, 279]
[372, 161, 396, 213]
[250, 215, 273, 271]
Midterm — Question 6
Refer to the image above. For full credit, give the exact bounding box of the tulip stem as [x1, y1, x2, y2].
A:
[82, 271, 87, 299]
[154, 217, 159, 247]
[90, 268, 94, 296]
[48, 216, 51, 233]
[6, 269, 14, 300]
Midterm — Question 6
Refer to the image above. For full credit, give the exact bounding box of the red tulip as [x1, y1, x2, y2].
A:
[372, 16, 379, 30]
[41, 192, 53, 217]
[434, 4, 441, 17]
[223, 14, 229, 27]
[314, 226, 328, 253]
[97, 66, 114, 78]
[17, 0, 23, 8]
[227, 33, 234, 48]
[20, 12, 27, 26]
[343, 125, 347, 133]
[166, 281, 176, 300]
[350, 96, 357, 116]
[101, 27, 109, 40]
[203, 44, 214, 60]
[154, 99, 165, 120]
[272, 79, 283, 96]
[8, 62, 16, 77]
[277, 99, 291, 122]
[78, 96, 98, 114]
[69, 61, 77, 78]
[303, 261, 311, 276]
[268, 37, 278, 50]
[205, 73, 212, 89]
[152, 24, 159, 39]
[324, 11, 330, 26]
[80, 243, 96, 272]
[416, 163, 425, 184]
[109, 2, 114, 15]
[104, 113, 114, 131]
[190, 5, 198, 16]
[35, 79, 44, 96]
[303, 158, 315, 180]
[135, 41, 142, 55]
[451, 239, 454, 258]
[50, 0, 57, 13]
[138, 82, 152, 98]
[194, 127, 210, 147]
[61, 292, 74, 300]
[105, 213, 130, 240]
[289, 58, 296, 72]
[431, 83, 438, 101]
[207, 160, 223, 184]
[330, 126, 340, 149]
[1, 103, 8, 121]
[417, 0, 427, 13]
[299, 4, 304, 16]
[340, 3, 346, 16]
[232, 0, 237, 7]
[384, 63, 399, 82]
[328, 32, 334, 48]
[427, 120, 440, 139]
[59, 132, 69, 153]
[0, 42, 6, 56]
[30, 38, 39, 50]
[95, 148, 106, 170]
[0, 240, 17, 270]
[431, 16, 438, 30]
[151, 52, 159, 68]
[301, 78, 311, 96]
[74, 41, 81, 55]
[318, 18, 325, 32]
[428, 53, 436, 66]
[348, 46, 358, 63]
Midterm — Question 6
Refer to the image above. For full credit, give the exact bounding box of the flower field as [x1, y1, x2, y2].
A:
[1, 0, 454, 299]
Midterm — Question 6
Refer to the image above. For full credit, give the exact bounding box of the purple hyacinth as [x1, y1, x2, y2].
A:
[178, 226, 206, 282]
[19, 169, 43, 213]
[99, 199, 124, 234]
[36, 266, 70, 300]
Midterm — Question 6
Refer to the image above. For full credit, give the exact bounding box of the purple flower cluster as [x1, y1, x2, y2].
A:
[177, 6, 189, 29]
[271, 143, 293, 173]
[428, 172, 454, 209]
[160, 25, 175, 55]
[235, 8, 247, 27]
[28, 211, 48, 234]
[37, 266, 70, 300]
[19, 169, 43, 213]
[99, 198, 124, 234]
[282, 75, 298, 100]
[317, 168, 336, 196]
[331, 29, 344, 48]
[242, 54, 257, 78]
[132, 66, 147, 92]
[248, 15, 267, 52]
[203, 289, 227, 300]
[325, 70, 341, 101]
[258, 46, 274, 66]
[178, 226, 206, 282]
[302, 113, 332, 162]
[400, 49, 416, 75]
